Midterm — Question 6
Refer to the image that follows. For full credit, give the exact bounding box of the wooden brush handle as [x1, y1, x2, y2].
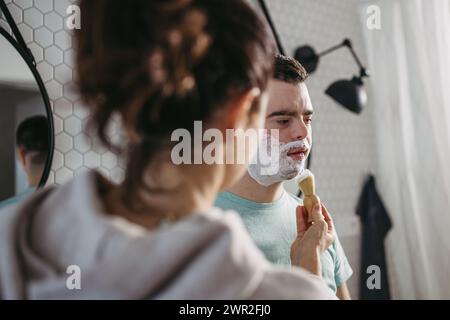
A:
[297, 171, 320, 223]
[303, 194, 321, 223]
[299, 175, 315, 196]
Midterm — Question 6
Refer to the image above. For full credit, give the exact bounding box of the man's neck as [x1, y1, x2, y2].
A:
[28, 169, 43, 188]
[227, 173, 285, 203]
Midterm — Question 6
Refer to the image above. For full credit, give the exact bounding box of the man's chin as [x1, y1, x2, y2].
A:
[281, 163, 306, 180]
[283, 170, 301, 180]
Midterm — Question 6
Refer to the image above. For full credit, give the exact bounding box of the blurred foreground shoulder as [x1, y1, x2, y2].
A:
[251, 266, 337, 300]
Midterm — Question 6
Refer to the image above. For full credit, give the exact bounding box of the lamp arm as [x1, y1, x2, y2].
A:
[317, 42, 347, 58]
[317, 38, 369, 78]
[344, 39, 369, 78]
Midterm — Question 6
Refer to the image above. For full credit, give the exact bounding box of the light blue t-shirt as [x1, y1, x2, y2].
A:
[215, 190, 353, 293]
[0, 187, 35, 210]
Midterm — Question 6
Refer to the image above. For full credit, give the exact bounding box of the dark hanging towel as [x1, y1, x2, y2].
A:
[356, 175, 392, 300]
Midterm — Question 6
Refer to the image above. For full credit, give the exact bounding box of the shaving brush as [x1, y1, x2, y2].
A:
[297, 170, 321, 223]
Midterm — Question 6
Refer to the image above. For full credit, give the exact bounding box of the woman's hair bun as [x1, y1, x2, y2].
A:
[75, 0, 276, 199]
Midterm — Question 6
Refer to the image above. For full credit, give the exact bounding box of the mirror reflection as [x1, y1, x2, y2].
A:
[0, 31, 50, 208]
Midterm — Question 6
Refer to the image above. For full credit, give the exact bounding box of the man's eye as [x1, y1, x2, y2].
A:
[305, 117, 313, 124]
[276, 119, 290, 125]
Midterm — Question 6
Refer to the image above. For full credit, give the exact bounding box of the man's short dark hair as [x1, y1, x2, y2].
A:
[273, 54, 309, 84]
[16, 115, 49, 165]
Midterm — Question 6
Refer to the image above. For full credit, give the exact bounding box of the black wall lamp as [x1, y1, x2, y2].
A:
[295, 38, 369, 114]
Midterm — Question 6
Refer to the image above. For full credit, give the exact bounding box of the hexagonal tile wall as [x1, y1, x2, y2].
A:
[14, 0, 32, 10]
[65, 150, 83, 171]
[55, 132, 73, 153]
[44, 45, 63, 65]
[24, 7, 43, 29]
[84, 151, 100, 169]
[44, 11, 62, 32]
[0, 0, 126, 186]
[34, 26, 52, 48]
[64, 116, 82, 136]
[35, 0, 53, 14]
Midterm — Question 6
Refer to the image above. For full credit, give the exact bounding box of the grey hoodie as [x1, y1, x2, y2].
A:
[0, 170, 336, 300]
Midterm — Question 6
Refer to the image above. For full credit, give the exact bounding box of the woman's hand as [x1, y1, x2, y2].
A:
[290, 203, 336, 276]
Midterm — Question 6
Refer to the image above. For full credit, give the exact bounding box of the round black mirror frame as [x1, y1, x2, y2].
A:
[0, 26, 55, 189]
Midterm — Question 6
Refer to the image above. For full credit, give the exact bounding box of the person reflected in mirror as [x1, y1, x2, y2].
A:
[16, 115, 49, 188]
[0, 115, 48, 209]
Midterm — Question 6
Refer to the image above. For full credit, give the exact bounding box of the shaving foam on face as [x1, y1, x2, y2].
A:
[247, 133, 311, 187]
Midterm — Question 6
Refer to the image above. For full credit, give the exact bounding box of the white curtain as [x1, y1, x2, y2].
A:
[361, 0, 450, 299]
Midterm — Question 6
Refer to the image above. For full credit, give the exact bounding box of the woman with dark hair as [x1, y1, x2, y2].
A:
[0, 0, 335, 299]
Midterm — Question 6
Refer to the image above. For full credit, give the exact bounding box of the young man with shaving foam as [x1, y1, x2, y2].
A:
[215, 54, 353, 299]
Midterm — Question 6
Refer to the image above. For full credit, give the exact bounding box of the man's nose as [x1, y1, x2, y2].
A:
[291, 119, 309, 141]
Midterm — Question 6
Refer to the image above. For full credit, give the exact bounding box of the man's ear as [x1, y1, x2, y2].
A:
[16, 147, 27, 167]
[225, 88, 262, 130]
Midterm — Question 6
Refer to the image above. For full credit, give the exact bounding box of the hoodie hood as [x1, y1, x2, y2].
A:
[0, 170, 269, 299]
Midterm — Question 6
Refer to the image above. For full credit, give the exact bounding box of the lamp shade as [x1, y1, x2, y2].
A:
[325, 76, 367, 114]
[294, 45, 319, 74]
